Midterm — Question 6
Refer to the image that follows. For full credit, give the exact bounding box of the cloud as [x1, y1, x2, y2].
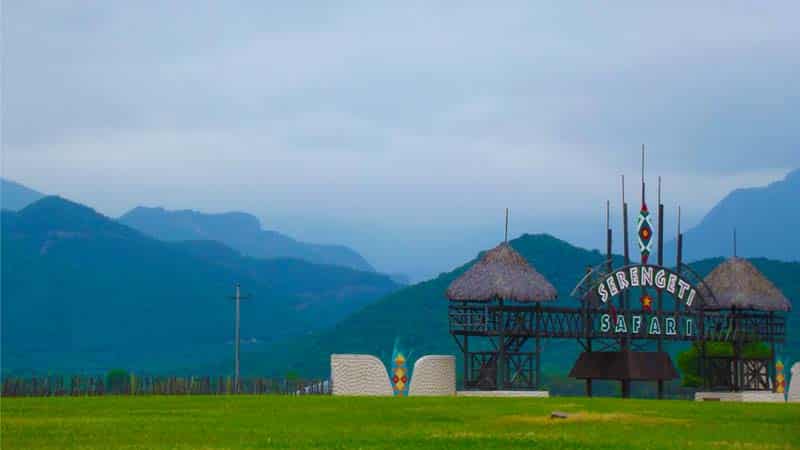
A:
[3, 1, 799, 278]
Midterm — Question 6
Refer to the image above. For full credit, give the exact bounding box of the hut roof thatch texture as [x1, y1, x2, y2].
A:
[703, 257, 791, 312]
[446, 242, 557, 302]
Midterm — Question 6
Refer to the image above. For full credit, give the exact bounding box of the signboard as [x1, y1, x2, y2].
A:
[595, 264, 697, 307]
[599, 313, 694, 337]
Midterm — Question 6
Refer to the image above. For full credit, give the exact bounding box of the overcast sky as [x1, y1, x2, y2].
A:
[3, 2, 799, 280]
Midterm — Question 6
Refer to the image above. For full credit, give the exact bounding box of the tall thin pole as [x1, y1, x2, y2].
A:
[656, 176, 664, 399]
[229, 283, 250, 394]
[641, 144, 645, 197]
[606, 201, 612, 272]
[621, 176, 630, 348]
[504, 208, 509, 243]
[235, 284, 241, 393]
[733, 228, 737, 258]
[501, 209, 508, 389]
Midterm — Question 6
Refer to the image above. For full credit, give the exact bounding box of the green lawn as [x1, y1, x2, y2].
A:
[2, 395, 799, 449]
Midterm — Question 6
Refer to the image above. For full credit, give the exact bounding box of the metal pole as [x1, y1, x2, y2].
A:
[229, 284, 250, 393]
[235, 284, 241, 393]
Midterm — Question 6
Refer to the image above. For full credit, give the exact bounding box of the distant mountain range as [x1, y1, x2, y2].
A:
[1, 178, 44, 211]
[1, 178, 377, 273]
[119, 206, 375, 272]
[667, 168, 800, 263]
[1, 196, 398, 374]
[239, 234, 799, 379]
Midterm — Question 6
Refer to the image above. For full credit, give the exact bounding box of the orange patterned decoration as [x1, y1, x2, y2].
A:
[391, 352, 409, 396]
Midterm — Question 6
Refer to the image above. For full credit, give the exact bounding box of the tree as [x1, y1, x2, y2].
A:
[105, 369, 130, 394]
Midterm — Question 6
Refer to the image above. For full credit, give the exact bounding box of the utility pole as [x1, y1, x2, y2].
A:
[229, 283, 250, 393]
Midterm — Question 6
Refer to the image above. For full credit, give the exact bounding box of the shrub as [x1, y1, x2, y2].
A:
[677, 341, 771, 387]
[105, 369, 130, 394]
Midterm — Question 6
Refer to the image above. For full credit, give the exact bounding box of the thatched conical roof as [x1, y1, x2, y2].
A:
[703, 257, 791, 312]
[446, 242, 557, 302]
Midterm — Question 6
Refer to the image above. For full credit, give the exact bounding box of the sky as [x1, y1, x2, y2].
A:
[2, 2, 799, 281]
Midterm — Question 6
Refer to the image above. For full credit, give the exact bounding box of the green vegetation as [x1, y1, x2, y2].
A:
[104, 369, 130, 394]
[677, 341, 772, 387]
[1, 197, 398, 374]
[2, 396, 799, 449]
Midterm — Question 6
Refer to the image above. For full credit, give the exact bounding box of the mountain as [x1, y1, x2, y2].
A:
[238, 234, 622, 377]
[119, 206, 374, 272]
[1, 178, 44, 211]
[1, 197, 398, 374]
[668, 169, 800, 263]
[240, 234, 799, 380]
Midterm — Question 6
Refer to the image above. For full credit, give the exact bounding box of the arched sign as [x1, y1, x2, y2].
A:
[595, 264, 699, 308]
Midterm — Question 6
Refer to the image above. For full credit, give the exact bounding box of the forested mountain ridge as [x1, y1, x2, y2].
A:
[2, 196, 398, 374]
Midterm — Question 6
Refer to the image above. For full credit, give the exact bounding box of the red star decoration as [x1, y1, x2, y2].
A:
[641, 294, 653, 311]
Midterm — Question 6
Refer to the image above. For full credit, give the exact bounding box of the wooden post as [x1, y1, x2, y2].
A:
[732, 306, 740, 391]
[497, 299, 505, 390]
[699, 309, 706, 390]
[595, 203, 611, 397]
[464, 334, 469, 390]
[769, 312, 776, 392]
[657, 191, 665, 399]
[621, 198, 631, 399]
[536, 303, 542, 390]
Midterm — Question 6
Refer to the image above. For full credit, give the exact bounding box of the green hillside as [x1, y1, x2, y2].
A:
[241, 234, 798, 381]
[239, 234, 622, 377]
[1, 197, 398, 374]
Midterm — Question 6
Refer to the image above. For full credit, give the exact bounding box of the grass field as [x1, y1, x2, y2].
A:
[2, 395, 799, 449]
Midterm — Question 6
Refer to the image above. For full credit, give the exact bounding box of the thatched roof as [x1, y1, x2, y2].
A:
[703, 257, 791, 312]
[446, 242, 557, 302]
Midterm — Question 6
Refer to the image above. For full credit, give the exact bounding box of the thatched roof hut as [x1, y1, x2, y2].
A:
[446, 242, 557, 302]
[703, 257, 791, 312]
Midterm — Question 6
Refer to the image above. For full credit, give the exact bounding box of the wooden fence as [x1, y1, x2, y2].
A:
[1, 375, 331, 397]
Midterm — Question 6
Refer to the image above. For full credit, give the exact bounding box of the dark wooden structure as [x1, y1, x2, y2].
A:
[448, 169, 790, 398]
[699, 257, 791, 391]
[447, 242, 557, 390]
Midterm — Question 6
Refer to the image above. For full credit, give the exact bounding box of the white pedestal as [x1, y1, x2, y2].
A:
[788, 363, 800, 403]
[695, 391, 785, 403]
[457, 390, 549, 398]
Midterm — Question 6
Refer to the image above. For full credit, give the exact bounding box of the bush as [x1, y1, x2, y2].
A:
[105, 369, 130, 394]
[677, 341, 771, 387]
